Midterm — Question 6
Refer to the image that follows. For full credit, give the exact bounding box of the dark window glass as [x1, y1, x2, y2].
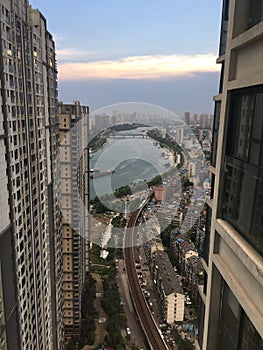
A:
[223, 86, 263, 256]
[219, 0, 230, 55]
[223, 157, 263, 256]
[217, 282, 263, 350]
[248, 0, 263, 29]
[211, 102, 221, 167]
[218, 283, 241, 350]
[198, 299, 205, 347]
[250, 93, 263, 167]
[239, 313, 263, 350]
[227, 93, 254, 161]
[210, 173, 215, 200]
[203, 206, 212, 264]
[219, 62, 225, 93]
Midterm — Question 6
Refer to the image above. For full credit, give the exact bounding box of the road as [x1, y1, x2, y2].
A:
[116, 259, 149, 350]
[124, 209, 169, 350]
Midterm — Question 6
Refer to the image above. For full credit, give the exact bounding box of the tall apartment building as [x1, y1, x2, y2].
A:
[199, 1, 263, 349]
[184, 111, 190, 126]
[58, 101, 89, 339]
[0, 1, 63, 349]
[193, 113, 198, 128]
[199, 114, 209, 129]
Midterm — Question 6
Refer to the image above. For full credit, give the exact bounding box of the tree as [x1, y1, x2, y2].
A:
[114, 185, 132, 198]
[147, 175, 162, 187]
[92, 196, 108, 213]
[66, 341, 76, 350]
[161, 230, 171, 248]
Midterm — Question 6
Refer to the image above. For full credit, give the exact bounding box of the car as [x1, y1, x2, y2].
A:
[126, 327, 131, 335]
[141, 281, 147, 287]
[144, 291, 150, 298]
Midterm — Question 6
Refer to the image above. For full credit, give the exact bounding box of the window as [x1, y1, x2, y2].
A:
[217, 282, 263, 350]
[218, 283, 241, 349]
[248, 0, 263, 29]
[211, 102, 221, 167]
[202, 206, 212, 265]
[223, 86, 263, 256]
[233, 0, 263, 36]
[239, 313, 263, 350]
[227, 94, 254, 162]
[219, 0, 229, 56]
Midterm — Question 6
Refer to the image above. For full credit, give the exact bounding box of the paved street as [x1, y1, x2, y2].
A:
[117, 259, 149, 350]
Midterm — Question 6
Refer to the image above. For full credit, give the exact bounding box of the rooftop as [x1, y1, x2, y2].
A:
[153, 250, 184, 296]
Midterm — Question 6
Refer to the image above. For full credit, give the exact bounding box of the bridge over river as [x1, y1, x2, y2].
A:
[109, 132, 149, 139]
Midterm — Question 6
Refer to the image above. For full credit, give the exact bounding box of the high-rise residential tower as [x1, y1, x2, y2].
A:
[193, 113, 198, 128]
[0, 1, 63, 349]
[199, 1, 263, 349]
[184, 111, 190, 126]
[58, 101, 89, 339]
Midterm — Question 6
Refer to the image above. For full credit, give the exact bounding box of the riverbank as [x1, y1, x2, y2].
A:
[89, 123, 147, 153]
[147, 129, 184, 168]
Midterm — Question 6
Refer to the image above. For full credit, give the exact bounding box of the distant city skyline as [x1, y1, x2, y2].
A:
[30, 0, 222, 116]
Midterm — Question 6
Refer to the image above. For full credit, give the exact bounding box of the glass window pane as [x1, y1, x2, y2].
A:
[251, 92, 263, 166]
[223, 157, 263, 255]
[211, 102, 221, 167]
[248, 0, 263, 29]
[239, 313, 263, 350]
[218, 283, 241, 350]
[250, 142, 260, 166]
[227, 93, 255, 161]
[252, 93, 263, 139]
[223, 87, 263, 255]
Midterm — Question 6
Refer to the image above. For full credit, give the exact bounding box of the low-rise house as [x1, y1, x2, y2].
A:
[151, 251, 185, 324]
[185, 255, 204, 303]
[170, 236, 204, 304]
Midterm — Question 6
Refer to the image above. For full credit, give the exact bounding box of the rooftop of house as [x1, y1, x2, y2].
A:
[153, 250, 184, 297]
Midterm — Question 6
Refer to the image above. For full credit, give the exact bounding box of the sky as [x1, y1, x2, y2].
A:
[30, 0, 223, 116]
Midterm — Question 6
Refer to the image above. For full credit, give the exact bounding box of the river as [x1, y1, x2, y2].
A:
[89, 127, 173, 199]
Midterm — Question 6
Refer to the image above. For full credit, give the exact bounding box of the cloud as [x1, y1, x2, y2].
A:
[58, 53, 219, 80]
[56, 48, 96, 62]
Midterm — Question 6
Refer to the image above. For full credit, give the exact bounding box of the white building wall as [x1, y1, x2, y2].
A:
[175, 293, 185, 322]
[166, 293, 175, 324]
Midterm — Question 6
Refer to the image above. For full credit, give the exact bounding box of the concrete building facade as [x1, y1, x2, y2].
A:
[0, 1, 64, 349]
[200, 1, 263, 349]
[58, 101, 89, 339]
